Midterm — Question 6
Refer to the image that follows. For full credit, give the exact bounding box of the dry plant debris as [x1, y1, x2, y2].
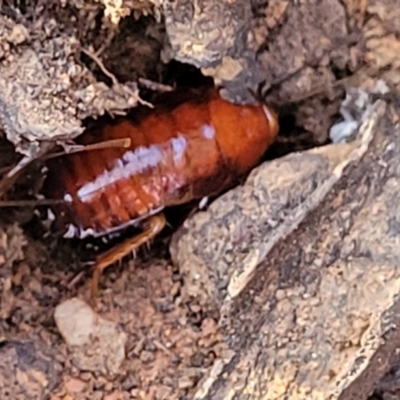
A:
[0, 14, 142, 158]
[96, 0, 163, 23]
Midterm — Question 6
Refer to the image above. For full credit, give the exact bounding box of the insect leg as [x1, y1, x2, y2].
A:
[90, 213, 166, 302]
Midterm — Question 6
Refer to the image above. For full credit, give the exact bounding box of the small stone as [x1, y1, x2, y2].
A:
[12, 262, 30, 286]
[201, 318, 218, 337]
[94, 376, 108, 390]
[140, 350, 155, 363]
[170, 281, 181, 297]
[178, 377, 195, 389]
[189, 304, 201, 313]
[79, 372, 92, 381]
[8, 25, 30, 45]
[130, 388, 139, 397]
[121, 375, 138, 391]
[64, 377, 86, 394]
[104, 390, 125, 400]
[54, 298, 127, 375]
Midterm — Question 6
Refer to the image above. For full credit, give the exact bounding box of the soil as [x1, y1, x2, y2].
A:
[1, 0, 400, 399]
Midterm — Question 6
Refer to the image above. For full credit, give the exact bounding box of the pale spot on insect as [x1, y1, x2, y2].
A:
[171, 135, 187, 165]
[63, 222, 95, 239]
[201, 124, 215, 139]
[63, 224, 78, 238]
[198, 197, 208, 209]
[123, 145, 162, 171]
[64, 193, 73, 203]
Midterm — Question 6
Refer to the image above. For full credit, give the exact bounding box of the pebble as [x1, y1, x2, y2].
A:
[104, 390, 126, 400]
[64, 377, 87, 394]
[54, 297, 127, 375]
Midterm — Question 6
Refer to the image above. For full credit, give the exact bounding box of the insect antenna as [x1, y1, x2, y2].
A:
[137, 78, 174, 93]
[43, 138, 132, 160]
[0, 137, 132, 200]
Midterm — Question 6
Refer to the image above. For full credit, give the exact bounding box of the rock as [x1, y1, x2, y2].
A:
[162, 0, 262, 104]
[54, 298, 127, 376]
[170, 88, 400, 399]
[0, 14, 141, 158]
[64, 377, 87, 394]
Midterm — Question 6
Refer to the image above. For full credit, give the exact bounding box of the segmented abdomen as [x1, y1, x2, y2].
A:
[43, 90, 278, 238]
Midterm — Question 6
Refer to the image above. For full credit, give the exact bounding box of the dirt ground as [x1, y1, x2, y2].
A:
[1, 0, 400, 399]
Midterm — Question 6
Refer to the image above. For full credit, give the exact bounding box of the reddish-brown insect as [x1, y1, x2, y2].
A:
[43, 88, 279, 298]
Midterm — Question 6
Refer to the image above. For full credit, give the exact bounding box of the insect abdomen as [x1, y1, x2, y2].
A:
[43, 90, 278, 237]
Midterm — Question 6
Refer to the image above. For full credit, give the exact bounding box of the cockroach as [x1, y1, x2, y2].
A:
[42, 87, 279, 299]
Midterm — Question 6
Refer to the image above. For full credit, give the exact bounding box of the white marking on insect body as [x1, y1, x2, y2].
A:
[76, 144, 164, 202]
[198, 197, 208, 209]
[201, 124, 215, 139]
[63, 224, 78, 238]
[64, 193, 73, 203]
[171, 135, 187, 165]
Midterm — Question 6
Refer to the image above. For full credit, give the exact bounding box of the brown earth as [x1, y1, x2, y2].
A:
[1, 0, 400, 399]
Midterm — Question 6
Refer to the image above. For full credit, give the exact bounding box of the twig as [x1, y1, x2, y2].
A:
[0, 155, 36, 198]
[80, 46, 154, 109]
[94, 30, 116, 58]
[81, 47, 119, 86]
[67, 270, 86, 290]
[153, 340, 177, 358]
[138, 78, 174, 93]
